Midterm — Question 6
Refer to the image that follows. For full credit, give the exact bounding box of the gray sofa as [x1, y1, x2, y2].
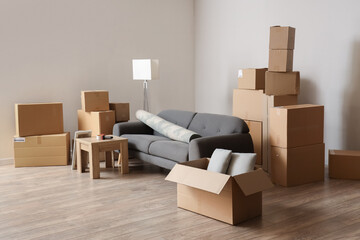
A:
[113, 110, 253, 169]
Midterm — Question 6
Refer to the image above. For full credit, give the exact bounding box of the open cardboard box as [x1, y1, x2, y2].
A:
[165, 158, 273, 225]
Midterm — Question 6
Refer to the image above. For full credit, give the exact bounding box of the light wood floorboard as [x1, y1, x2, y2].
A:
[0, 160, 359, 239]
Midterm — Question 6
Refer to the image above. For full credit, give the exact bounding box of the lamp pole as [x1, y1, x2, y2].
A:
[143, 80, 149, 112]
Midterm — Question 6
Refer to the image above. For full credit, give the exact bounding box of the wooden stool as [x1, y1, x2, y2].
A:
[76, 136, 128, 179]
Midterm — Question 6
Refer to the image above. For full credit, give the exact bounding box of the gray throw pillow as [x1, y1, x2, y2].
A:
[227, 153, 256, 176]
[207, 149, 232, 173]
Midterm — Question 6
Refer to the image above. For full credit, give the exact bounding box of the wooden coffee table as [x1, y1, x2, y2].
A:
[76, 136, 128, 179]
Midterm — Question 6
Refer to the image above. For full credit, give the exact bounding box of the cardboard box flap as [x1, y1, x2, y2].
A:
[165, 164, 231, 194]
[233, 169, 273, 196]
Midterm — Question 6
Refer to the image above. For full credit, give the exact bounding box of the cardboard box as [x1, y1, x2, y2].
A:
[77, 110, 115, 136]
[238, 68, 267, 90]
[14, 133, 70, 167]
[233, 89, 267, 122]
[265, 71, 300, 96]
[329, 150, 360, 180]
[233, 91, 297, 172]
[266, 95, 298, 173]
[269, 104, 324, 148]
[245, 120, 262, 165]
[15, 103, 64, 137]
[109, 103, 130, 122]
[165, 158, 273, 225]
[269, 26, 296, 50]
[271, 143, 325, 187]
[268, 50, 293, 72]
[81, 90, 109, 112]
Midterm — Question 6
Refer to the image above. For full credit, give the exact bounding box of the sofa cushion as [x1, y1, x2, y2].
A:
[136, 110, 201, 143]
[122, 134, 169, 153]
[188, 113, 249, 137]
[149, 140, 189, 163]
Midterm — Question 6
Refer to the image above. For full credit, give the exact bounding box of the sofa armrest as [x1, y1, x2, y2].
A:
[189, 133, 254, 160]
[113, 121, 153, 136]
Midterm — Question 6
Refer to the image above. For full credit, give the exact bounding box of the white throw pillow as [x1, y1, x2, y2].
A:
[227, 153, 257, 176]
[207, 149, 232, 173]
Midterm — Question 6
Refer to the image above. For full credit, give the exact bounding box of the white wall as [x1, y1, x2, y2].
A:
[194, 0, 360, 159]
[0, 0, 195, 159]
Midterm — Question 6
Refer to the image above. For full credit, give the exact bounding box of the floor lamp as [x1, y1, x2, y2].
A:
[132, 59, 159, 112]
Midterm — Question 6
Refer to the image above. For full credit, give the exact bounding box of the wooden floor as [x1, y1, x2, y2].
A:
[1, 160, 360, 240]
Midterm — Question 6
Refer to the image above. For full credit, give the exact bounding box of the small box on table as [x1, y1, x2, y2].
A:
[77, 110, 115, 136]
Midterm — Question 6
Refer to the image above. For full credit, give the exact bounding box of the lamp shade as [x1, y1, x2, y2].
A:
[132, 59, 159, 80]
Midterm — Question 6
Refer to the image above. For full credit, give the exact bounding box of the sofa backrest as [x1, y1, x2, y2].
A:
[187, 112, 249, 137]
[156, 110, 249, 138]
[154, 110, 197, 136]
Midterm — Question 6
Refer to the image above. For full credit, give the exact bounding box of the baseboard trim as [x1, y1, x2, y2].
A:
[0, 158, 14, 166]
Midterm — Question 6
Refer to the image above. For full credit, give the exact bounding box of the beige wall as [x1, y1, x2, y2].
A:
[0, 0, 195, 159]
[194, 0, 360, 159]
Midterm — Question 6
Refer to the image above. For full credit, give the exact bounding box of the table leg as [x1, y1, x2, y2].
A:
[111, 151, 115, 168]
[105, 152, 112, 168]
[120, 141, 129, 174]
[89, 145, 100, 179]
[77, 141, 86, 173]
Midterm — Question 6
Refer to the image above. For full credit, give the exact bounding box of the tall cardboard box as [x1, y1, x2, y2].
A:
[245, 120, 262, 165]
[81, 90, 109, 112]
[264, 95, 298, 172]
[165, 159, 273, 225]
[77, 110, 115, 136]
[269, 104, 324, 148]
[271, 143, 325, 187]
[15, 103, 64, 137]
[109, 103, 130, 122]
[238, 68, 267, 90]
[265, 71, 300, 96]
[233, 91, 298, 171]
[329, 150, 360, 180]
[269, 26, 296, 50]
[268, 50, 293, 72]
[14, 133, 70, 167]
[233, 89, 267, 121]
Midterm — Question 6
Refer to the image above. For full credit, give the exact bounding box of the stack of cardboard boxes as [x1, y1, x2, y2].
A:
[264, 26, 325, 186]
[77, 90, 130, 135]
[77, 90, 115, 136]
[269, 104, 325, 186]
[77, 90, 130, 160]
[233, 26, 298, 172]
[13, 103, 70, 167]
